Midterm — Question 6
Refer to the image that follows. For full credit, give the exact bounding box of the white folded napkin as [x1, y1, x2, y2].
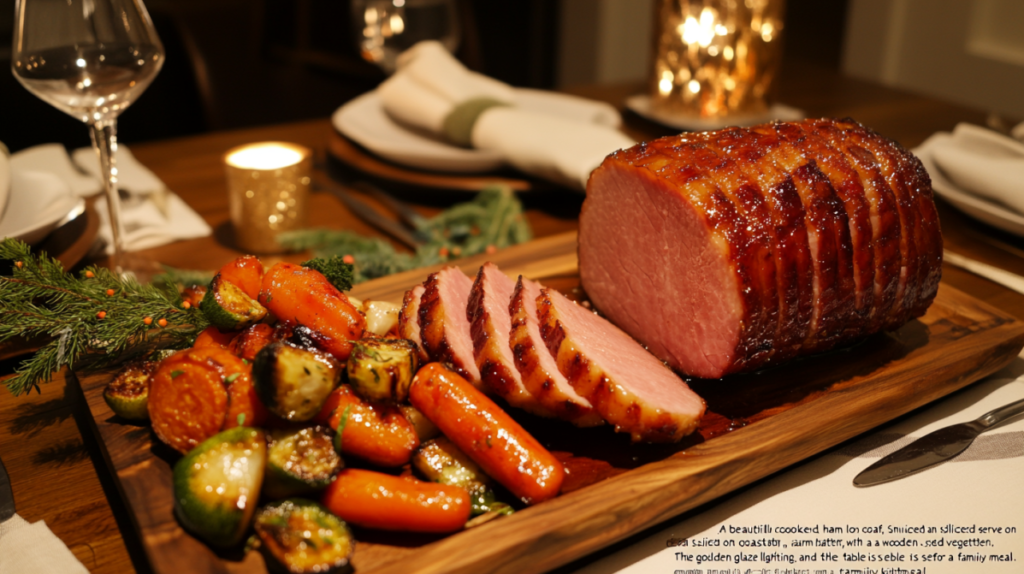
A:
[71, 145, 166, 197]
[927, 123, 1024, 214]
[0, 514, 89, 574]
[9, 143, 100, 198]
[95, 192, 210, 255]
[570, 357, 1024, 574]
[378, 41, 635, 189]
[9, 144, 211, 253]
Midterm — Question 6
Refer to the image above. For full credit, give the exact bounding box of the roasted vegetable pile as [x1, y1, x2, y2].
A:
[106, 254, 564, 571]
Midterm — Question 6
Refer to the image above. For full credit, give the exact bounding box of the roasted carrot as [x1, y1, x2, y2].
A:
[192, 325, 237, 350]
[148, 351, 229, 454]
[180, 284, 207, 308]
[312, 385, 346, 425]
[216, 255, 264, 300]
[321, 468, 470, 533]
[328, 385, 419, 467]
[231, 323, 274, 361]
[409, 363, 565, 505]
[258, 263, 365, 361]
[224, 368, 270, 430]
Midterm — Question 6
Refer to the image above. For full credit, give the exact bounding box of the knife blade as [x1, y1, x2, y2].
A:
[854, 396, 1024, 487]
[316, 180, 423, 250]
[0, 454, 15, 522]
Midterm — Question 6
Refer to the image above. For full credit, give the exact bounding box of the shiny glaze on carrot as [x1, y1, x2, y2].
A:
[192, 325, 236, 350]
[216, 254, 264, 300]
[230, 323, 274, 361]
[409, 363, 564, 505]
[321, 468, 470, 533]
[258, 263, 365, 362]
[328, 385, 419, 467]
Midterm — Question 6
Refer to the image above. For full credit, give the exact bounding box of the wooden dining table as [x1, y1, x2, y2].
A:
[2, 59, 1024, 574]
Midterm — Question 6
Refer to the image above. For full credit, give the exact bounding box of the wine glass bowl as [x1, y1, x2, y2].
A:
[11, 0, 165, 276]
[14, 44, 163, 125]
[353, 0, 460, 73]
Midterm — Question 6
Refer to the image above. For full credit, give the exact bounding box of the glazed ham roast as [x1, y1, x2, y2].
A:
[579, 118, 942, 379]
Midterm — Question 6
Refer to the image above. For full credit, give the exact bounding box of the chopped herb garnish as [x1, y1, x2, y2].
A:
[300, 256, 355, 292]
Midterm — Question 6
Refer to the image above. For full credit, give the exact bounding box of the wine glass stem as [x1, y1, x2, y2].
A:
[89, 120, 127, 275]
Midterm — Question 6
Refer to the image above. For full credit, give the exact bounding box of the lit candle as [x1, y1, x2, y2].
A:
[224, 142, 311, 253]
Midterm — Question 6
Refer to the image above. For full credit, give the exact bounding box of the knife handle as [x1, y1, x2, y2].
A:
[976, 396, 1024, 429]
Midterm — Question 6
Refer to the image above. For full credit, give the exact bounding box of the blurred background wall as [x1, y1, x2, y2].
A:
[1, 0, 1017, 153]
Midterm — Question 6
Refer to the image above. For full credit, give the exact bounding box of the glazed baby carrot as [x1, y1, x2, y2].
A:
[231, 323, 274, 362]
[328, 385, 419, 467]
[258, 263, 365, 361]
[321, 468, 470, 533]
[192, 325, 236, 350]
[409, 363, 564, 505]
[216, 254, 264, 300]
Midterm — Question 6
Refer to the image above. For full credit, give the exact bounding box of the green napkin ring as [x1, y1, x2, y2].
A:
[442, 98, 509, 147]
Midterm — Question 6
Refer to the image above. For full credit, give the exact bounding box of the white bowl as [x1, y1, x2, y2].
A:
[0, 170, 83, 245]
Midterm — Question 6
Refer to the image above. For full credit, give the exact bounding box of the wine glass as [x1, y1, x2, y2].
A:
[352, 0, 461, 73]
[12, 0, 165, 276]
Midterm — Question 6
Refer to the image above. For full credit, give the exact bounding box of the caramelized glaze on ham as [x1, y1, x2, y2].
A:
[537, 287, 705, 442]
[418, 267, 481, 386]
[399, 284, 428, 362]
[468, 263, 555, 417]
[508, 276, 603, 426]
[579, 118, 941, 378]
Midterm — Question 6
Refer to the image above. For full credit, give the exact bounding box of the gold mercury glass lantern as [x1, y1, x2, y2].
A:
[224, 142, 311, 254]
[651, 0, 786, 119]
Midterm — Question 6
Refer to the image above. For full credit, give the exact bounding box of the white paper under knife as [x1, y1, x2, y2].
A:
[854, 396, 1024, 486]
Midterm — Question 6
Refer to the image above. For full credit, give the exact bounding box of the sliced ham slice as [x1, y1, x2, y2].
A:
[467, 263, 555, 417]
[418, 267, 482, 386]
[507, 275, 603, 426]
[398, 284, 429, 362]
[537, 287, 705, 442]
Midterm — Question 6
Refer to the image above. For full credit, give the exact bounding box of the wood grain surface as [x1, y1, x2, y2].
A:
[74, 232, 1024, 574]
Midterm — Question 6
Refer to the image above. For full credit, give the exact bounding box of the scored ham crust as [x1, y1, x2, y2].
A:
[418, 267, 482, 386]
[579, 118, 942, 379]
[468, 263, 555, 417]
[508, 276, 603, 426]
[537, 287, 706, 442]
[399, 284, 429, 362]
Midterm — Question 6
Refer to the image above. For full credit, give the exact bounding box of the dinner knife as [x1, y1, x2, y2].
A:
[316, 180, 423, 250]
[0, 453, 15, 523]
[853, 396, 1024, 487]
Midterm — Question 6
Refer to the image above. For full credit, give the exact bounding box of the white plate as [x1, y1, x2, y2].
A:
[0, 143, 10, 222]
[915, 135, 1024, 237]
[0, 170, 84, 245]
[625, 94, 804, 131]
[332, 88, 623, 174]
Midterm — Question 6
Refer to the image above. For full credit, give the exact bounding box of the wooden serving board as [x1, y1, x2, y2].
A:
[76, 231, 1024, 574]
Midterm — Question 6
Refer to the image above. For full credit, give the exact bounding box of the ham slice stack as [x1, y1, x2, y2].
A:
[579, 118, 943, 379]
[398, 264, 705, 442]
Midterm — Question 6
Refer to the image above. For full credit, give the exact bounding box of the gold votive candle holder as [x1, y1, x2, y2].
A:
[224, 142, 311, 254]
[651, 0, 786, 119]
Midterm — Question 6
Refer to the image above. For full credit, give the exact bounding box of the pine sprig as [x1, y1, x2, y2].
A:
[0, 239, 209, 396]
[277, 185, 531, 283]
